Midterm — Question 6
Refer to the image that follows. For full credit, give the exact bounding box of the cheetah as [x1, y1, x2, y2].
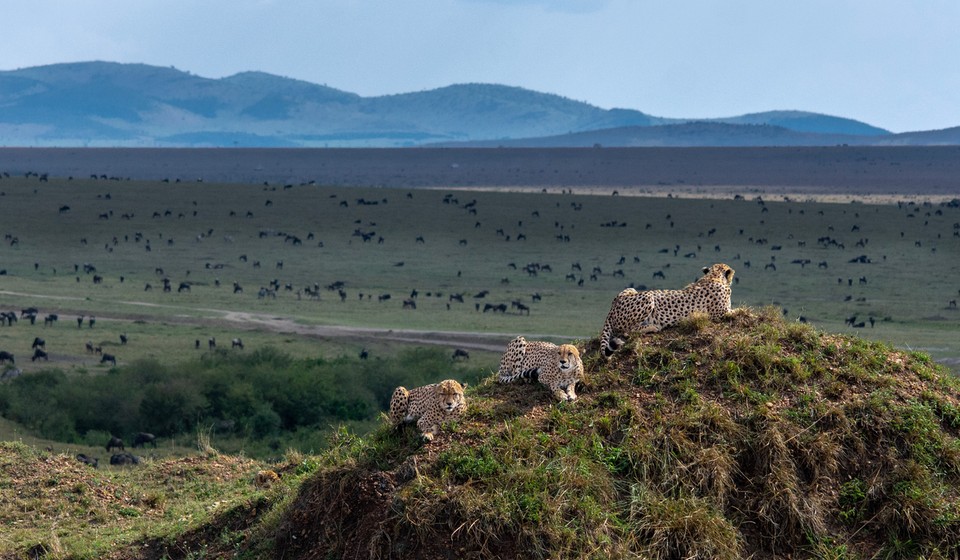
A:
[497, 336, 583, 402]
[600, 263, 735, 359]
[254, 469, 281, 488]
[388, 379, 467, 442]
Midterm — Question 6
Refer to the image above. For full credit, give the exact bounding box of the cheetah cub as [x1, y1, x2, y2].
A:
[389, 379, 467, 442]
[498, 336, 584, 402]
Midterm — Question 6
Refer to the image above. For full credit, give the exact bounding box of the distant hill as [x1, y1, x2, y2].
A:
[715, 110, 890, 136]
[439, 121, 960, 148]
[2, 61, 955, 148]
[435, 121, 871, 148]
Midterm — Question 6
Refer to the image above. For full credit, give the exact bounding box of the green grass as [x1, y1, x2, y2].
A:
[0, 176, 956, 375]
[0, 439, 285, 560]
[5, 307, 960, 559]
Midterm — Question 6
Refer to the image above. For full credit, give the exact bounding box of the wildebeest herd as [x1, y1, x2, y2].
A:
[0, 170, 958, 372]
[72, 432, 159, 469]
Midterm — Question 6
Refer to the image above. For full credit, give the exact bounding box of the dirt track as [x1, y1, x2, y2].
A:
[0, 290, 512, 353]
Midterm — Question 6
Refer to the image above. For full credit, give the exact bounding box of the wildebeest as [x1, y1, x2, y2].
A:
[110, 452, 140, 466]
[209, 337, 216, 349]
[76, 453, 98, 468]
[120, 333, 128, 345]
[452, 348, 470, 360]
[0, 351, 14, 365]
[133, 432, 157, 448]
[31, 349, 48, 361]
[32, 337, 45, 349]
[44, 314, 58, 326]
[512, 301, 531, 315]
[106, 436, 125, 452]
[100, 353, 117, 366]
[231, 338, 244, 349]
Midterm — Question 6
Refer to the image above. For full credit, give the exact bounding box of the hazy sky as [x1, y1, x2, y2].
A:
[3, 0, 958, 133]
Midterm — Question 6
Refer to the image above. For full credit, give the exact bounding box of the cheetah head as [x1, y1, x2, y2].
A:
[557, 344, 582, 373]
[436, 379, 466, 413]
[701, 263, 735, 285]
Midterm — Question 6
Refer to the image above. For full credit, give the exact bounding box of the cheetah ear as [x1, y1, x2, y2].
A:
[724, 267, 734, 282]
[461, 382, 468, 390]
[702, 266, 710, 275]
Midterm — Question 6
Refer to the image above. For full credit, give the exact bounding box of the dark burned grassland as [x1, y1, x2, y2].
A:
[2, 146, 960, 196]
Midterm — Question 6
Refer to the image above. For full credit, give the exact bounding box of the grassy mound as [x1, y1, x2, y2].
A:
[0, 441, 280, 560]
[271, 307, 960, 559]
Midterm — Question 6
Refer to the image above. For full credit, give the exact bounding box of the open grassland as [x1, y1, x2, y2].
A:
[0, 174, 957, 374]
[5, 309, 960, 559]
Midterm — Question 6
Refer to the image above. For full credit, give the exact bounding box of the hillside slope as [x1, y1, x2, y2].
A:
[271, 308, 960, 559]
[4, 308, 960, 559]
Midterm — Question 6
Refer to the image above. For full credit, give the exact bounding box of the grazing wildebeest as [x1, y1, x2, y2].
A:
[100, 353, 117, 366]
[231, 338, 244, 349]
[120, 333, 128, 345]
[32, 337, 45, 349]
[0, 351, 14, 365]
[106, 436, 125, 452]
[178, 282, 191, 293]
[402, 299, 417, 309]
[31, 349, 48, 362]
[133, 432, 157, 448]
[44, 314, 58, 326]
[452, 348, 470, 360]
[76, 454, 98, 468]
[110, 452, 140, 466]
[20, 307, 38, 318]
[85, 341, 95, 353]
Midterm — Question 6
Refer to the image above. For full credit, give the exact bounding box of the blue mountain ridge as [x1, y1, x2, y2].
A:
[1, 61, 949, 148]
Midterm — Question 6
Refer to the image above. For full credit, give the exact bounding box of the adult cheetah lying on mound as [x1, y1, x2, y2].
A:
[498, 336, 583, 402]
[389, 379, 467, 442]
[600, 263, 735, 359]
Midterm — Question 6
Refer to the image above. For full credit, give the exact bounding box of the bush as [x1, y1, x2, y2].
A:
[0, 346, 479, 456]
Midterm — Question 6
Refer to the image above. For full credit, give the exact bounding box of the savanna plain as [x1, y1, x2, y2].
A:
[1, 147, 959, 559]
